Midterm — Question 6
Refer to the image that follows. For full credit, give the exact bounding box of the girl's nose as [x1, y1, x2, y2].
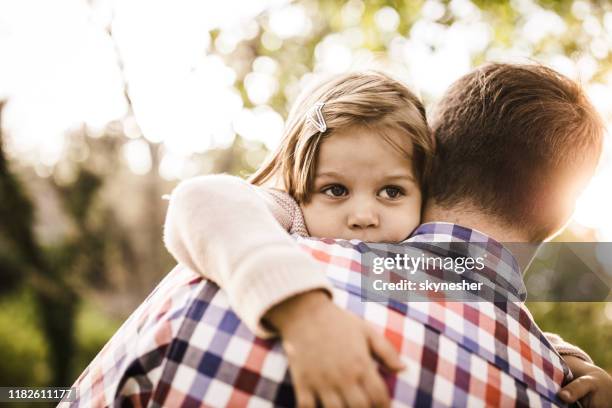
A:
[347, 206, 379, 229]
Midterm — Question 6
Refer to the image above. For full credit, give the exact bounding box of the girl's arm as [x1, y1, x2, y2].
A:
[163, 174, 333, 338]
[164, 175, 404, 407]
[544, 332, 592, 364]
[544, 333, 612, 407]
[558, 355, 612, 408]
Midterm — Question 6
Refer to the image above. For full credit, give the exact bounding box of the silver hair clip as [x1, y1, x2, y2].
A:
[305, 102, 327, 133]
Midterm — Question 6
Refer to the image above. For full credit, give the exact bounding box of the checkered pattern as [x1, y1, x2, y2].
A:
[61, 222, 570, 407]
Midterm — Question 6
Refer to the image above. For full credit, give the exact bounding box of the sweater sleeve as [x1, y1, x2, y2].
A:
[163, 174, 332, 338]
[543, 332, 593, 364]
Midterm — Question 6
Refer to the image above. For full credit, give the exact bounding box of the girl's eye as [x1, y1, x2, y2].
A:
[379, 186, 404, 199]
[323, 184, 348, 197]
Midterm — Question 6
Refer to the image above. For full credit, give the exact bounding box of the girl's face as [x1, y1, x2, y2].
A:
[301, 125, 422, 243]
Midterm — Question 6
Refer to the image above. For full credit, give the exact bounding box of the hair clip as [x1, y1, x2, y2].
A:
[305, 102, 327, 133]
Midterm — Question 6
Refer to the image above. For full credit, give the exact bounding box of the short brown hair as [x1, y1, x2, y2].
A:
[250, 71, 434, 203]
[429, 63, 604, 240]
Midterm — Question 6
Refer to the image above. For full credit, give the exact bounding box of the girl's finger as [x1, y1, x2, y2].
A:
[294, 385, 316, 408]
[318, 390, 344, 408]
[367, 325, 405, 372]
[340, 384, 369, 408]
[361, 363, 391, 408]
[558, 375, 596, 403]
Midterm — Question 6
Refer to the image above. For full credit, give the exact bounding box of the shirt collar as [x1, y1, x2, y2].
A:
[408, 222, 527, 301]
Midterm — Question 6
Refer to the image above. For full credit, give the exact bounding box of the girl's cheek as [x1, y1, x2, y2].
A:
[302, 202, 338, 237]
[390, 205, 420, 239]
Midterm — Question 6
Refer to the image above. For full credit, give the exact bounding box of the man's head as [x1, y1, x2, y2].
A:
[427, 63, 604, 242]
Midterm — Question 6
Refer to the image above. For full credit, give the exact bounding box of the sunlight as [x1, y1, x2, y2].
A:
[315, 35, 353, 74]
[122, 139, 152, 175]
[574, 137, 612, 240]
[268, 4, 311, 39]
[0, 0, 127, 164]
[233, 106, 284, 150]
[374, 7, 400, 33]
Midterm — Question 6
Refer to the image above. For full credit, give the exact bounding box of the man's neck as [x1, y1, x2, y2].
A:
[422, 203, 540, 272]
[422, 205, 528, 242]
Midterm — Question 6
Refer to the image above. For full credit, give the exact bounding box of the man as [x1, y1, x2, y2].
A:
[62, 64, 604, 407]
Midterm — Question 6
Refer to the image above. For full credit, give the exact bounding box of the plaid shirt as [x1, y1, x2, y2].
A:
[61, 222, 570, 407]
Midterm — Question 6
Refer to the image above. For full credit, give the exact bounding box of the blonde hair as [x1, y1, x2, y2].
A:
[249, 71, 434, 203]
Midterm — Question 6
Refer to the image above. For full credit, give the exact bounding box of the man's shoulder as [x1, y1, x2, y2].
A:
[66, 244, 568, 407]
[63, 265, 217, 406]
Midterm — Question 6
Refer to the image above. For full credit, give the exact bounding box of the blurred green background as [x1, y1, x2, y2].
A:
[0, 0, 611, 392]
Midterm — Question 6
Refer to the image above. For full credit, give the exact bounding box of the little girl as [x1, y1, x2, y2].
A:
[164, 71, 608, 407]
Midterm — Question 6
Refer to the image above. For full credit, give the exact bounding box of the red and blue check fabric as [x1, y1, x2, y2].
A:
[61, 222, 570, 407]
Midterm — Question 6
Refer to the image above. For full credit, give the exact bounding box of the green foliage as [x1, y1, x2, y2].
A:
[56, 169, 103, 226]
[0, 290, 122, 388]
[71, 300, 122, 380]
[0, 291, 50, 386]
[528, 302, 612, 372]
[1, 105, 103, 386]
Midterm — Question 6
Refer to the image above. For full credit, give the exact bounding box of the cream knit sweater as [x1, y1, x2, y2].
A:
[163, 174, 592, 363]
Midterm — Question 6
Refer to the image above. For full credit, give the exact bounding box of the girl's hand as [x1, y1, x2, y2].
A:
[265, 290, 405, 408]
[559, 356, 612, 408]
